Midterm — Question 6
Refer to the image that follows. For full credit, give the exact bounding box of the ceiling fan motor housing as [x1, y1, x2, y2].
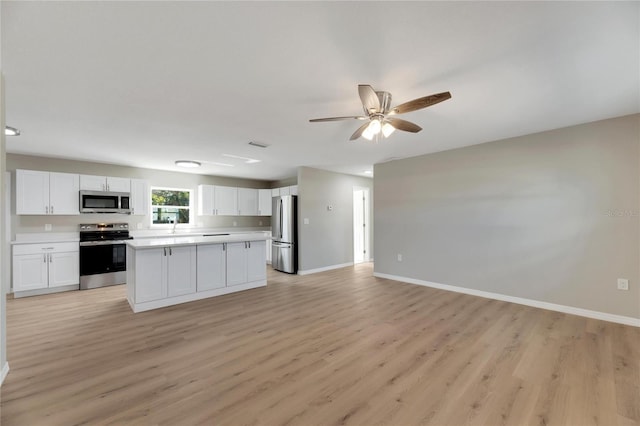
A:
[374, 91, 392, 115]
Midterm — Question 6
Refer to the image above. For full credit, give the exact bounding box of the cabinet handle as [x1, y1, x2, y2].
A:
[45, 206, 48, 214]
[248, 241, 251, 248]
[51, 205, 54, 214]
[169, 247, 172, 256]
[163, 247, 167, 256]
[43, 254, 46, 263]
[49, 254, 52, 263]
[223, 243, 226, 251]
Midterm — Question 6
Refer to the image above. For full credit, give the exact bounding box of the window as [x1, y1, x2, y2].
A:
[151, 187, 192, 226]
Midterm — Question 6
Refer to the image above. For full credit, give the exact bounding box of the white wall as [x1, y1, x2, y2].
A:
[374, 114, 640, 320]
[297, 166, 373, 273]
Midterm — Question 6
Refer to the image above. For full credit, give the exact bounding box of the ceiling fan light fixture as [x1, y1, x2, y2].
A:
[382, 122, 395, 138]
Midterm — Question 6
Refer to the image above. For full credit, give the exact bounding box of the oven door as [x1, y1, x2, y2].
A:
[79, 241, 127, 289]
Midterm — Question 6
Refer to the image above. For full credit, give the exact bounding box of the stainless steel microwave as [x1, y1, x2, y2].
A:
[80, 191, 131, 214]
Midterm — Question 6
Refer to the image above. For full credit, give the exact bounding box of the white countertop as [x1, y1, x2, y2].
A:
[126, 233, 270, 249]
[130, 227, 271, 239]
[12, 232, 80, 245]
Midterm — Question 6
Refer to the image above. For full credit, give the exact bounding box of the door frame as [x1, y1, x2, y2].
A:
[353, 186, 371, 264]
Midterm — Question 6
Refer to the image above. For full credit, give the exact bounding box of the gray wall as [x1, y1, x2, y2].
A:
[298, 166, 373, 272]
[374, 114, 640, 319]
[7, 154, 272, 237]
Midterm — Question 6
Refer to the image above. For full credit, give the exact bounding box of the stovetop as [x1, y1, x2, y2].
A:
[79, 223, 132, 242]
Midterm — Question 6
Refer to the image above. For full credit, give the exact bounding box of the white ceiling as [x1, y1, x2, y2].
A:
[2, 2, 638, 181]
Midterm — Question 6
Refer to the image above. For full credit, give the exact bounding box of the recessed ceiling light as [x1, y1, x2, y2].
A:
[363, 170, 373, 174]
[175, 160, 201, 168]
[5, 126, 20, 136]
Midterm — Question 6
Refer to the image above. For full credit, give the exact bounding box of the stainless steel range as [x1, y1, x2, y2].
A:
[79, 223, 133, 290]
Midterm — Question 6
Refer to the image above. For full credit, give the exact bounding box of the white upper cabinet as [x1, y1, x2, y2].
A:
[289, 185, 298, 196]
[80, 175, 131, 192]
[271, 188, 280, 197]
[197, 185, 238, 216]
[279, 186, 290, 196]
[214, 186, 238, 216]
[238, 188, 258, 216]
[16, 170, 79, 215]
[49, 172, 81, 215]
[130, 179, 149, 216]
[198, 185, 214, 215]
[258, 189, 272, 216]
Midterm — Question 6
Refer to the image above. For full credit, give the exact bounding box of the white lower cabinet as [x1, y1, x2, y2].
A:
[134, 246, 196, 303]
[196, 244, 226, 291]
[197, 240, 266, 288]
[13, 242, 79, 293]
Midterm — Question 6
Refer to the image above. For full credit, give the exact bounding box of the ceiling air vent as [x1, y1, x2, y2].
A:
[248, 141, 269, 148]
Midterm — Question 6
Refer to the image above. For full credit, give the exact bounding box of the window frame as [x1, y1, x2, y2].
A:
[149, 186, 194, 229]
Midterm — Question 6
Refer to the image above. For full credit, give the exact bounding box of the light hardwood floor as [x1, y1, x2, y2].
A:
[1, 263, 639, 425]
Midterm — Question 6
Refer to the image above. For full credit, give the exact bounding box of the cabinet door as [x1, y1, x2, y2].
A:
[130, 179, 149, 216]
[289, 185, 298, 196]
[271, 188, 280, 197]
[167, 246, 196, 297]
[16, 170, 49, 215]
[13, 253, 49, 291]
[48, 251, 79, 287]
[226, 242, 248, 286]
[279, 186, 290, 196]
[49, 172, 80, 215]
[215, 186, 238, 216]
[258, 189, 272, 216]
[106, 177, 131, 193]
[238, 188, 258, 216]
[247, 241, 267, 282]
[135, 248, 166, 303]
[197, 244, 226, 291]
[198, 185, 214, 216]
[80, 175, 107, 191]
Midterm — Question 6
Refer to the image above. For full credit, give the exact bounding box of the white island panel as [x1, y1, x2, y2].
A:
[126, 234, 267, 313]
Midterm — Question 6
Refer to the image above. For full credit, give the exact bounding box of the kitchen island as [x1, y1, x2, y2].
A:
[126, 233, 268, 312]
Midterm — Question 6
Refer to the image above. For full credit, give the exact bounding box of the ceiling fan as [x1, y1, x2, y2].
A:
[309, 85, 451, 141]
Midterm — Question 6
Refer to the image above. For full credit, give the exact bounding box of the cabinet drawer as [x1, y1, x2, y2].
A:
[13, 242, 79, 255]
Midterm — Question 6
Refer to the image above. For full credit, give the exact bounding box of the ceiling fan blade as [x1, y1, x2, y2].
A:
[349, 122, 371, 140]
[389, 91, 451, 115]
[309, 116, 368, 122]
[358, 84, 381, 114]
[386, 117, 422, 133]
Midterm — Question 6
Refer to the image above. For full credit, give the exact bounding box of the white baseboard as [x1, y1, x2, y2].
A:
[373, 272, 640, 327]
[0, 362, 9, 386]
[298, 262, 354, 276]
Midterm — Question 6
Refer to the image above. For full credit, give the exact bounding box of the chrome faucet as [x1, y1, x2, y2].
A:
[171, 219, 177, 234]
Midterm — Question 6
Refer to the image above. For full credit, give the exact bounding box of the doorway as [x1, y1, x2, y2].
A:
[353, 187, 370, 264]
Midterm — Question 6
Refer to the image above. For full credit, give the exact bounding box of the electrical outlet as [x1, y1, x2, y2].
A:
[397, 253, 403, 262]
[304, 218, 310, 225]
[259, 221, 263, 226]
[137, 223, 143, 229]
[617, 278, 629, 290]
[45, 224, 52, 231]
[233, 221, 237, 227]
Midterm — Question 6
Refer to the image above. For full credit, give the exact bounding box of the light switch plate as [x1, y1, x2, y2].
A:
[303, 218, 310, 225]
[45, 224, 52, 231]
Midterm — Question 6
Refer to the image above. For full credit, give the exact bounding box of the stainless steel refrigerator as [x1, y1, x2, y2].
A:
[272, 195, 297, 273]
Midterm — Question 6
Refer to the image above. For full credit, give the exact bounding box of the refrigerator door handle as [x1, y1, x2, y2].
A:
[280, 199, 283, 239]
